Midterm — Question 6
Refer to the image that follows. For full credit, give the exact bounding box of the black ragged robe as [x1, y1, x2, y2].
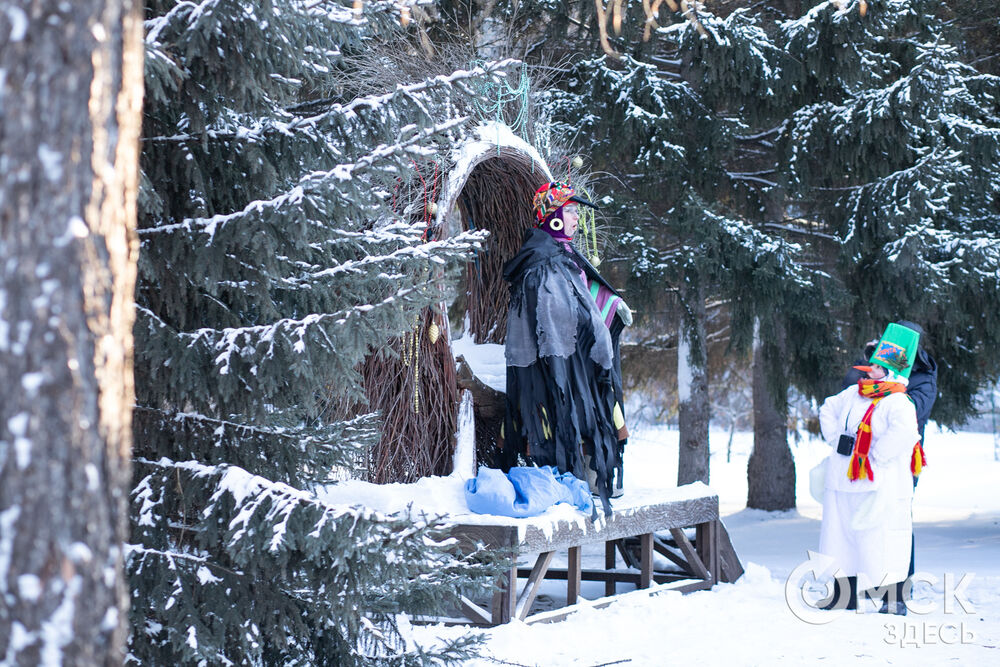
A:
[502, 228, 624, 515]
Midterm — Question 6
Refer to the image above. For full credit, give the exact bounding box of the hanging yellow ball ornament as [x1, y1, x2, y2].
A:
[572, 156, 584, 169]
[428, 202, 438, 216]
[428, 322, 440, 344]
[591, 255, 601, 267]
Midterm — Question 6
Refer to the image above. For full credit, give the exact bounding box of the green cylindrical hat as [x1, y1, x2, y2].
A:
[869, 322, 921, 378]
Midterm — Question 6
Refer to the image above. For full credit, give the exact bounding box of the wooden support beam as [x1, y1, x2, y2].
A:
[615, 538, 639, 569]
[459, 596, 492, 625]
[653, 536, 695, 573]
[696, 520, 720, 583]
[605, 541, 616, 596]
[515, 551, 555, 620]
[669, 527, 712, 582]
[654, 579, 715, 595]
[491, 563, 517, 624]
[519, 567, 694, 585]
[640, 533, 653, 589]
[716, 520, 745, 583]
[526, 578, 715, 626]
[567, 546, 582, 605]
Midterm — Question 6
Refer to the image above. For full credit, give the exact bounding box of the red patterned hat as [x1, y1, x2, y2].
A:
[532, 181, 597, 221]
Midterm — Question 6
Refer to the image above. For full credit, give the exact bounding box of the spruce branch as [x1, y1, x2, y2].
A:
[139, 119, 470, 240]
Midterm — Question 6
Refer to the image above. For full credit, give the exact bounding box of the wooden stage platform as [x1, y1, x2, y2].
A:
[443, 482, 744, 625]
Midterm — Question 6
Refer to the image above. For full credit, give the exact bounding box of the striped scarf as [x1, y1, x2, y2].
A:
[848, 379, 907, 481]
[849, 379, 928, 480]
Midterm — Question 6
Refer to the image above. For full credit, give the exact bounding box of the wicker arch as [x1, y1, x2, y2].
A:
[363, 134, 551, 483]
[440, 147, 551, 343]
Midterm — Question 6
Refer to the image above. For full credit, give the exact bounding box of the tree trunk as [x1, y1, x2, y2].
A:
[677, 282, 709, 485]
[747, 319, 796, 510]
[0, 2, 143, 663]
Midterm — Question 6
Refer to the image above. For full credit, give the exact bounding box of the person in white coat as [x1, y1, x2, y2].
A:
[816, 322, 925, 615]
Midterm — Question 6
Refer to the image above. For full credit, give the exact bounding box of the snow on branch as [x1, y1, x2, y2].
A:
[133, 405, 378, 447]
[138, 120, 469, 240]
[136, 457, 399, 554]
[884, 228, 1000, 277]
[144, 59, 522, 145]
[293, 229, 487, 283]
[126, 544, 241, 580]
[159, 273, 450, 374]
[144, 0, 219, 46]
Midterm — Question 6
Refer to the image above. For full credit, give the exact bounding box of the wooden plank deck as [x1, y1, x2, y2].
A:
[439, 484, 741, 626]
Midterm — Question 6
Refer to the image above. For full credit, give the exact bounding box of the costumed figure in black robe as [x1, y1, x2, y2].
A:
[502, 181, 631, 515]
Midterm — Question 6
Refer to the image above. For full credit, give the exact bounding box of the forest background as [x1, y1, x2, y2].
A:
[0, 0, 998, 665]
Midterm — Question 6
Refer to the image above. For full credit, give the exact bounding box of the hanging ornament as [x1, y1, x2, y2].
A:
[572, 156, 584, 169]
[409, 313, 421, 413]
[470, 61, 531, 147]
[575, 185, 600, 267]
[428, 321, 440, 344]
[427, 202, 438, 216]
[352, 0, 362, 18]
[859, 0, 868, 17]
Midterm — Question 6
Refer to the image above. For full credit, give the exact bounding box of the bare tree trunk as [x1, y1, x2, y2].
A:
[747, 319, 796, 510]
[0, 1, 143, 663]
[677, 282, 709, 485]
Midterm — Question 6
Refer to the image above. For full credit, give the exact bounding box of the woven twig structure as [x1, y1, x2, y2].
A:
[363, 132, 550, 482]
[457, 149, 549, 343]
[363, 308, 459, 483]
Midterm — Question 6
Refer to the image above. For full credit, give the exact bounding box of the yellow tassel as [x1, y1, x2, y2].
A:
[540, 406, 552, 441]
[613, 403, 625, 430]
[911, 442, 926, 477]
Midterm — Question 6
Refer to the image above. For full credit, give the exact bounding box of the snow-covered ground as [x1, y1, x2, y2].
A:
[395, 425, 1000, 666]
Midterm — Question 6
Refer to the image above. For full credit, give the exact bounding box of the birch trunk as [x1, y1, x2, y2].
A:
[0, 1, 143, 662]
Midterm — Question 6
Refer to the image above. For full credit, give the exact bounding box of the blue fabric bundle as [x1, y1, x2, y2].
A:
[464, 466, 594, 517]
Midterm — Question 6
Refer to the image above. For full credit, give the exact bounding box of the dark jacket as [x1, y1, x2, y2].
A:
[502, 228, 626, 515]
[841, 348, 938, 443]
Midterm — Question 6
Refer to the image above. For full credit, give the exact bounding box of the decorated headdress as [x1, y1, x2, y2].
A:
[532, 181, 597, 222]
[866, 322, 921, 379]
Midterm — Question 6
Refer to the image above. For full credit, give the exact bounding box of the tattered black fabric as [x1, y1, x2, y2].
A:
[502, 228, 624, 515]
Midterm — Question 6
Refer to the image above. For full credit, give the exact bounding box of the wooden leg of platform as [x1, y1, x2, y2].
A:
[459, 596, 493, 625]
[492, 563, 517, 624]
[605, 541, 616, 596]
[696, 520, 720, 584]
[715, 519, 745, 583]
[567, 546, 582, 606]
[670, 527, 712, 583]
[640, 533, 653, 589]
[516, 551, 555, 621]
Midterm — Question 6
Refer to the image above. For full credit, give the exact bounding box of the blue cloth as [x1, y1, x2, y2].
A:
[464, 465, 593, 518]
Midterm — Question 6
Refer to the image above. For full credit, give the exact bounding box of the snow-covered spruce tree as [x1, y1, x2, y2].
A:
[540, 8, 839, 501]
[781, 0, 1000, 423]
[131, 2, 507, 664]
